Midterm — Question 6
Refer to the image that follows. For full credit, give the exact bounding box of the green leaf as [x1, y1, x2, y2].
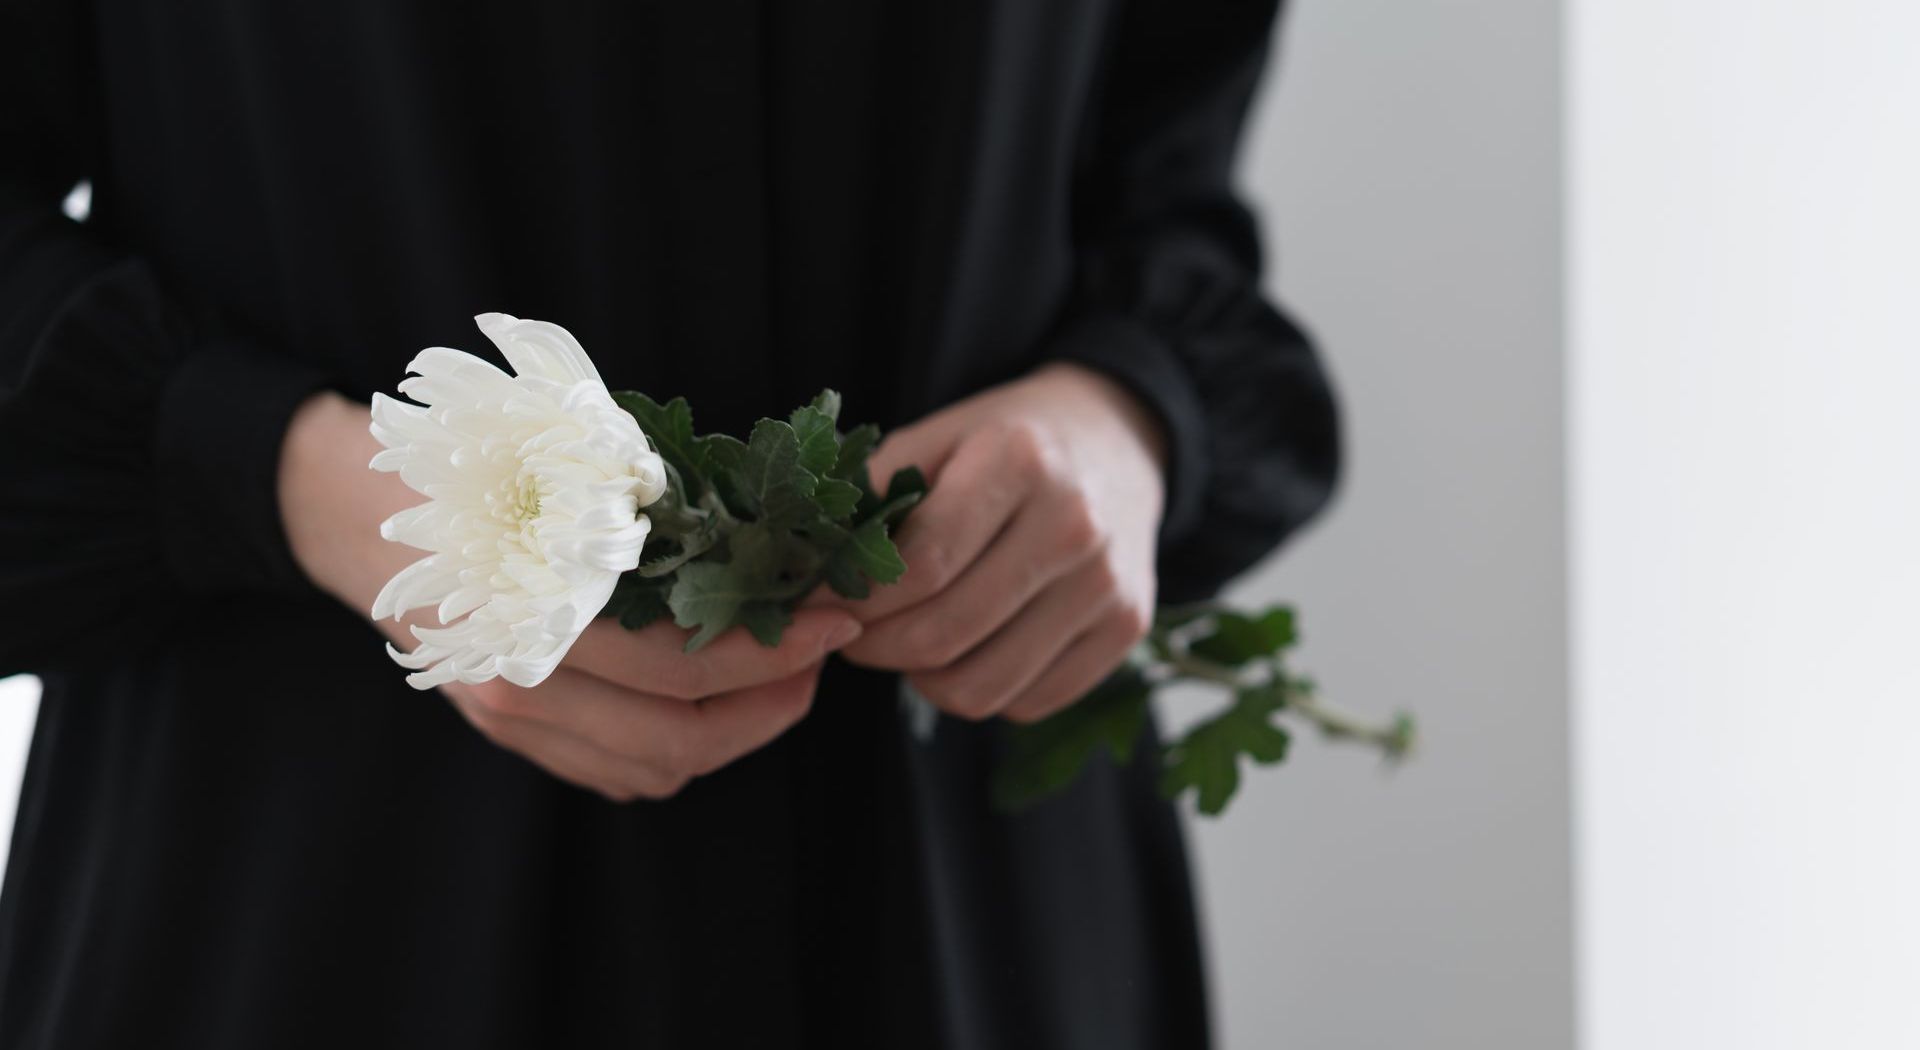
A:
[1187, 607, 1298, 667]
[880, 466, 928, 515]
[821, 516, 906, 600]
[831, 423, 880, 490]
[603, 573, 672, 631]
[710, 419, 819, 527]
[633, 520, 719, 578]
[807, 389, 842, 424]
[614, 393, 712, 500]
[610, 390, 932, 656]
[851, 463, 927, 525]
[813, 477, 863, 520]
[665, 523, 786, 651]
[1159, 681, 1292, 815]
[991, 666, 1153, 811]
[739, 601, 793, 647]
[788, 404, 840, 477]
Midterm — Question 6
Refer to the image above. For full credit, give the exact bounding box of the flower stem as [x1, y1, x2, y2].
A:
[1145, 622, 1414, 762]
[1284, 687, 1416, 759]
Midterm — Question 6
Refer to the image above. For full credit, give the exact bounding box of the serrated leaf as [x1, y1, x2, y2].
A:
[818, 464, 925, 598]
[710, 419, 819, 527]
[739, 601, 793, 647]
[813, 477, 862, 520]
[808, 389, 843, 423]
[823, 561, 870, 601]
[1159, 681, 1292, 815]
[703, 432, 750, 512]
[821, 516, 907, 601]
[604, 573, 672, 631]
[1187, 607, 1298, 667]
[666, 523, 785, 650]
[614, 393, 712, 501]
[991, 666, 1153, 811]
[788, 404, 839, 477]
[832, 423, 880, 490]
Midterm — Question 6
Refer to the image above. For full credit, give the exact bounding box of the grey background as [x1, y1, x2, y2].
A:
[1187, 1, 1573, 1047]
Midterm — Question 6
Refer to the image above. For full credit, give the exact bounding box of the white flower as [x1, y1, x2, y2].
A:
[368, 313, 666, 690]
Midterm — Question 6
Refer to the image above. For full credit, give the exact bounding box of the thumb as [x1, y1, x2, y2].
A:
[866, 411, 961, 493]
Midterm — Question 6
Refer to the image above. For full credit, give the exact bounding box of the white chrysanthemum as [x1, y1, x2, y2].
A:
[369, 313, 666, 690]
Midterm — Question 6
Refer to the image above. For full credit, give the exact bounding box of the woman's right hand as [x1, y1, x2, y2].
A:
[275, 391, 861, 801]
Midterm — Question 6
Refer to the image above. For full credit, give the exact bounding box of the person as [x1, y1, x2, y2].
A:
[0, 2, 1338, 1047]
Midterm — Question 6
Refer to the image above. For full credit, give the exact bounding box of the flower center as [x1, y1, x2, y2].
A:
[488, 468, 546, 525]
[511, 473, 543, 522]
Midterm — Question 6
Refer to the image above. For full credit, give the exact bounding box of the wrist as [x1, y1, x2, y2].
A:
[1034, 361, 1170, 473]
[277, 392, 419, 614]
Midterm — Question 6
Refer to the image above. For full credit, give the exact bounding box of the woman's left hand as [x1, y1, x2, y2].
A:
[826, 362, 1166, 723]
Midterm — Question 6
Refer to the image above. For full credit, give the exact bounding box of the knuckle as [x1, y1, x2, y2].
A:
[1113, 600, 1153, 641]
[472, 682, 534, 720]
[779, 681, 820, 725]
[599, 783, 642, 804]
[917, 673, 1001, 722]
[1052, 498, 1105, 558]
[459, 703, 508, 740]
[910, 542, 954, 592]
[1085, 556, 1122, 597]
[652, 659, 711, 701]
[635, 771, 691, 801]
[654, 730, 701, 780]
[681, 739, 729, 778]
[999, 421, 1048, 476]
[901, 620, 965, 670]
[658, 772, 693, 798]
[1001, 699, 1058, 726]
[950, 692, 1004, 722]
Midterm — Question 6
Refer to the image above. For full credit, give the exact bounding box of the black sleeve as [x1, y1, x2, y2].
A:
[1043, 0, 1340, 604]
[0, 1, 331, 674]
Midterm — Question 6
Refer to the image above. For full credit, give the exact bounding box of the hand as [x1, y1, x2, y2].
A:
[828, 362, 1166, 723]
[277, 392, 861, 801]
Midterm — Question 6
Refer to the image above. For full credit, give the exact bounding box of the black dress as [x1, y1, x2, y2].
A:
[0, 2, 1338, 1047]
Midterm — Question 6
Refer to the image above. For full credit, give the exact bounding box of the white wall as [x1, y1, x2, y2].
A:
[1570, 3, 1920, 1048]
[1193, 0, 1574, 1047]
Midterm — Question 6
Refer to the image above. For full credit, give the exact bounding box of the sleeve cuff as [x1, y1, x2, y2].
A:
[154, 340, 333, 595]
[1039, 311, 1210, 545]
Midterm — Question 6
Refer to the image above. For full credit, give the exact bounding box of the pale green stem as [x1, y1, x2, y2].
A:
[1148, 629, 1413, 760]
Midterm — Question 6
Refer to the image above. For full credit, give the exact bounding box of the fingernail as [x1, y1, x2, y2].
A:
[824, 619, 863, 650]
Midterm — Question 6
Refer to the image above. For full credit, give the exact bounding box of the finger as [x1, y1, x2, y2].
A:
[901, 556, 1119, 719]
[841, 493, 1102, 671]
[525, 663, 821, 777]
[864, 413, 963, 494]
[453, 661, 823, 792]
[819, 425, 1034, 622]
[447, 685, 679, 801]
[1000, 609, 1148, 724]
[565, 607, 859, 700]
[668, 662, 824, 773]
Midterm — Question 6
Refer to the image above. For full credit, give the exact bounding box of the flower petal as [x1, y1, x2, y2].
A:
[475, 313, 603, 385]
